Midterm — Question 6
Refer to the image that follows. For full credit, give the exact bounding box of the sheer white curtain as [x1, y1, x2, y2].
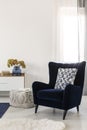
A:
[56, 0, 85, 63]
[84, 0, 87, 95]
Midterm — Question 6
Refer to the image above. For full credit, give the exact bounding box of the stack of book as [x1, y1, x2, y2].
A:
[1, 71, 11, 76]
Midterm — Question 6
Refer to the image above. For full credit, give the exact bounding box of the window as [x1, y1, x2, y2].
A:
[57, 5, 85, 62]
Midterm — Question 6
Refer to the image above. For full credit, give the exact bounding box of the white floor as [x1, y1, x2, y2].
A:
[0, 96, 87, 130]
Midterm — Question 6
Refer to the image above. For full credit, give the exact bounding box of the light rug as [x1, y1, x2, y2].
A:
[0, 118, 65, 130]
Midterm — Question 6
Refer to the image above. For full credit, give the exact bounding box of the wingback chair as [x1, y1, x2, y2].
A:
[32, 61, 86, 119]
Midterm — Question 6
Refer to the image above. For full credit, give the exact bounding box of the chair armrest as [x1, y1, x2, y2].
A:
[32, 81, 51, 91]
[32, 81, 51, 104]
[63, 84, 82, 109]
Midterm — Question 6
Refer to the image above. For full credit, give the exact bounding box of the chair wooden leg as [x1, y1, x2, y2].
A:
[63, 110, 67, 120]
[35, 104, 38, 113]
[77, 106, 79, 112]
[53, 108, 56, 113]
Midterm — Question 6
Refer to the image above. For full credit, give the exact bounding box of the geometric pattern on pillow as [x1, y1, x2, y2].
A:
[54, 68, 78, 90]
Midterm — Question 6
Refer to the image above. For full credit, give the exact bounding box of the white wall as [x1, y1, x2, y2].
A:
[0, 0, 86, 95]
[0, 0, 56, 89]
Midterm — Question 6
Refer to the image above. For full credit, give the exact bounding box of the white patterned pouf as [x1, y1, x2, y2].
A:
[9, 88, 34, 108]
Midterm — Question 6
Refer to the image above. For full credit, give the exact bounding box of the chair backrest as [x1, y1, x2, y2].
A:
[49, 61, 86, 89]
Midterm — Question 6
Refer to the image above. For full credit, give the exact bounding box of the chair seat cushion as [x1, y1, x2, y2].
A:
[37, 89, 63, 102]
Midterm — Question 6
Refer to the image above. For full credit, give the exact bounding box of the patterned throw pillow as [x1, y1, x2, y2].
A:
[55, 68, 78, 90]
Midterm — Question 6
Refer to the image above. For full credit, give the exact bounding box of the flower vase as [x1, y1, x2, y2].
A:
[12, 66, 21, 76]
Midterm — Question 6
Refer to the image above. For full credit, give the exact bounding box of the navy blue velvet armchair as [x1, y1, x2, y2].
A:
[32, 61, 86, 119]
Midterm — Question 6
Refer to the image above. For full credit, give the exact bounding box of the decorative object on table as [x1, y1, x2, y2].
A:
[12, 65, 21, 76]
[1, 71, 11, 76]
[10, 88, 34, 108]
[7, 59, 26, 76]
[0, 103, 10, 118]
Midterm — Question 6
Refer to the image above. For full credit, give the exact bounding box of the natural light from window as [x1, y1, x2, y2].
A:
[59, 7, 85, 62]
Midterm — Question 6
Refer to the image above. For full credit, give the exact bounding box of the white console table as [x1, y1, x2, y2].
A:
[0, 73, 25, 91]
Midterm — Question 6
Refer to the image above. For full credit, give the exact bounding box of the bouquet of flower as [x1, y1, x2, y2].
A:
[7, 59, 26, 68]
